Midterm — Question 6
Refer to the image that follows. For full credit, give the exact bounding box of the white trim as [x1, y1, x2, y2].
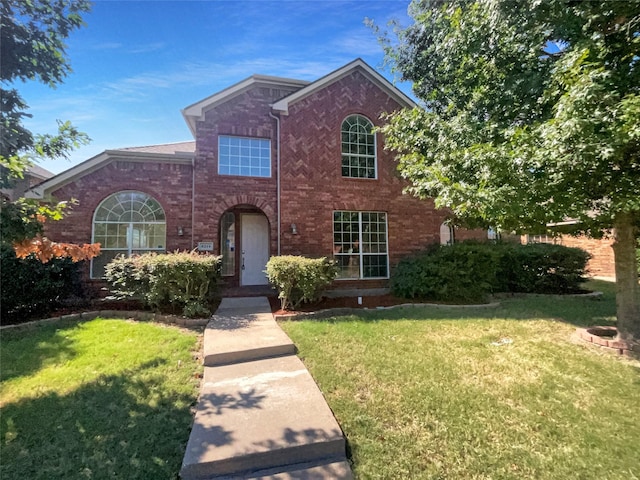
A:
[181, 75, 309, 136]
[272, 58, 416, 115]
[25, 149, 194, 200]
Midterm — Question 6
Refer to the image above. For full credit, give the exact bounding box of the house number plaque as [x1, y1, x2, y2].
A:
[197, 241, 214, 252]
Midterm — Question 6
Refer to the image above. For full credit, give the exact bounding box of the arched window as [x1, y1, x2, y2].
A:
[341, 115, 376, 179]
[91, 191, 166, 278]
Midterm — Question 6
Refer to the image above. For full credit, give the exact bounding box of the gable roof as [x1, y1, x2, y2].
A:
[271, 58, 416, 114]
[25, 141, 195, 200]
[181, 75, 310, 136]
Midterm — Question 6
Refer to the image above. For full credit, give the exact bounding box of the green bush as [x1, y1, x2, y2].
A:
[265, 255, 338, 310]
[104, 251, 222, 317]
[391, 242, 499, 303]
[0, 245, 85, 324]
[391, 241, 591, 303]
[494, 242, 590, 294]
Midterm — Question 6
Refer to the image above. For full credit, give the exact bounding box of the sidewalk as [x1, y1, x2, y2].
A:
[180, 297, 353, 480]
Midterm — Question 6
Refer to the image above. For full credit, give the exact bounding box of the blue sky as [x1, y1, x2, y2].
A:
[20, 0, 414, 174]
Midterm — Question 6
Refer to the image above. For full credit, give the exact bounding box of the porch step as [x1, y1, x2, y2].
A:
[180, 355, 348, 479]
[204, 297, 295, 366]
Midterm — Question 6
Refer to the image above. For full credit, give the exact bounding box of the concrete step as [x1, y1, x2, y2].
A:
[226, 459, 353, 479]
[204, 298, 295, 366]
[180, 355, 348, 480]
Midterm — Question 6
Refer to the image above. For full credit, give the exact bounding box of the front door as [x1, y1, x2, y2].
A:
[240, 214, 269, 285]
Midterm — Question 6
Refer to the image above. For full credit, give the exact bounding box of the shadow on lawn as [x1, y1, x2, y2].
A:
[0, 359, 198, 480]
[1, 321, 80, 383]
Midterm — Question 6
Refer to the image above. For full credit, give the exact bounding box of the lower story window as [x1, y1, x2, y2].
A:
[91, 191, 166, 278]
[220, 211, 236, 276]
[333, 211, 388, 279]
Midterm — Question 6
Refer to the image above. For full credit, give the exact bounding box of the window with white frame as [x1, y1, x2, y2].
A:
[218, 135, 271, 177]
[333, 211, 388, 279]
[341, 115, 376, 178]
[91, 191, 166, 278]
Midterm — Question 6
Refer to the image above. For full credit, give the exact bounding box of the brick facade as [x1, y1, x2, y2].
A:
[38, 59, 487, 294]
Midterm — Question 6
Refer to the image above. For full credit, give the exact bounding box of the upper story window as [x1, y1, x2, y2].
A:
[91, 191, 166, 278]
[341, 115, 376, 179]
[218, 135, 271, 177]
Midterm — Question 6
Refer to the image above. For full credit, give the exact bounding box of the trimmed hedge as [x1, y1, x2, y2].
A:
[391, 241, 590, 303]
[391, 243, 499, 303]
[1, 245, 85, 324]
[104, 251, 222, 317]
[494, 242, 591, 294]
[265, 255, 338, 310]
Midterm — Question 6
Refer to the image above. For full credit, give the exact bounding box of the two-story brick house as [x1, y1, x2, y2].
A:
[29, 58, 466, 293]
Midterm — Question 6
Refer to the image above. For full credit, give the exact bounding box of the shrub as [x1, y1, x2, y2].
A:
[104, 251, 222, 317]
[391, 242, 499, 303]
[265, 255, 338, 310]
[391, 241, 591, 303]
[494, 242, 590, 294]
[0, 245, 85, 324]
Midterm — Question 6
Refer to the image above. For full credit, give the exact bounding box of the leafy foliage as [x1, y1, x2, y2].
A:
[391, 242, 590, 302]
[392, 242, 499, 303]
[0, 0, 91, 248]
[104, 251, 222, 317]
[376, 0, 640, 339]
[0, 245, 84, 324]
[493, 243, 590, 294]
[265, 256, 338, 310]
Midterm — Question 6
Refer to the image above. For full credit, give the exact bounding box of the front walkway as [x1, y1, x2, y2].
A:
[180, 297, 353, 479]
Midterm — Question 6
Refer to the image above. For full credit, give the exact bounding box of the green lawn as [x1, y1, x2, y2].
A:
[1, 318, 201, 480]
[281, 280, 640, 479]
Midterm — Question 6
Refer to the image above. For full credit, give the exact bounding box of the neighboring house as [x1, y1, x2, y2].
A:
[28, 58, 484, 293]
[2, 164, 54, 201]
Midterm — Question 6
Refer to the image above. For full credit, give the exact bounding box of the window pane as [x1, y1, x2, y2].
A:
[341, 116, 375, 179]
[218, 135, 271, 177]
[221, 212, 236, 276]
[334, 210, 387, 279]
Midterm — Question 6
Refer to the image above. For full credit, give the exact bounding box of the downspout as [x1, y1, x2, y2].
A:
[268, 110, 281, 255]
[191, 155, 195, 249]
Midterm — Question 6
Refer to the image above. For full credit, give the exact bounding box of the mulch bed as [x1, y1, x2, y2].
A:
[268, 294, 431, 316]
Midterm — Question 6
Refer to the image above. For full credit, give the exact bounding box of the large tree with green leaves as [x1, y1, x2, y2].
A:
[1, 0, 92, 246]
[377, 0, 640, 342]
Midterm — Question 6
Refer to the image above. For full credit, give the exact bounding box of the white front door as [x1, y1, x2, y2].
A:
[241, 214, 270, 285]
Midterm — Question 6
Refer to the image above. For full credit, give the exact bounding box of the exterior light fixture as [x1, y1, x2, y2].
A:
[177, 226, 184, 236]
[291, 223, 298, 235]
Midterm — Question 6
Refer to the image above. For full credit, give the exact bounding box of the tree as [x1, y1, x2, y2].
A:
[1, 0, 97, 262]
[376, 0, 640, 342]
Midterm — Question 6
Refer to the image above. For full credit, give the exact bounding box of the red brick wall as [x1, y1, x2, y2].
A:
[192, 84, 302, 255]
[44, 160, 194, 292]
[46, 160, 193, 248]
[278, 68, 449, 285]
[559, 235, 616, 278]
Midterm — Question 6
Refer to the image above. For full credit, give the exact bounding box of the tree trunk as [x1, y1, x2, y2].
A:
[612, 212, 640, 343]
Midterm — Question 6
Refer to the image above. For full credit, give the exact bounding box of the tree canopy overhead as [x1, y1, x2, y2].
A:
[377, 0, 640, 341]
[1, 0, 97, 263]
[1, 0, 91, 181]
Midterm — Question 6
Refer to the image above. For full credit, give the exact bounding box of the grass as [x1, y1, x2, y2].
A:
[280, 280, 640, 479]
[1, 318, 201, 480]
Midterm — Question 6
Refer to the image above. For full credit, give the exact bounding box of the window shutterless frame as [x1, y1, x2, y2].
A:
[340, 115, 377, 179]
[218, 135, 271, 178]
[90, 191, 166, 278]
[333, 210, 389, 279]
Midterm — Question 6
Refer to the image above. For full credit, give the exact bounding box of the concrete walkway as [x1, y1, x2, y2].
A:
[180, 297, 353, 480]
